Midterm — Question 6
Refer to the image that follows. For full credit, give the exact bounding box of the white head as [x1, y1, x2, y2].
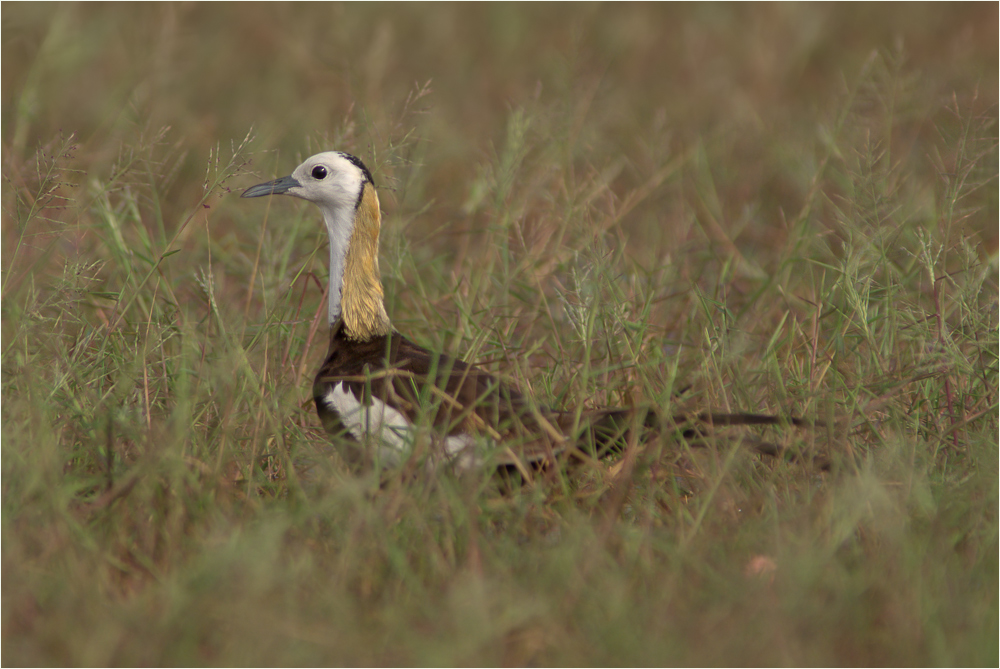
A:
[242, 151, 374, 210]
[243, 152, 390, 339]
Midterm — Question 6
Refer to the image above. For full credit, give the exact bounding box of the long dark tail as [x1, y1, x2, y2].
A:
[681, 412, 815, 428]
[571, 407, 821, 462]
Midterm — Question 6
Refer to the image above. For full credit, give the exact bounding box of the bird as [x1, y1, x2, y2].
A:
[242, 151, 812, 476]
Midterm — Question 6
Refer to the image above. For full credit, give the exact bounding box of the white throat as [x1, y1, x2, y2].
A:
[323, 204, 354, 324]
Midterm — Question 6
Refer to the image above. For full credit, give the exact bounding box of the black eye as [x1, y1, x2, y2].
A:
[311, 165, 328, 180]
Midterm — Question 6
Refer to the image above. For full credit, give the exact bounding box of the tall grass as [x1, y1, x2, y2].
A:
[3, 4, 997, 665]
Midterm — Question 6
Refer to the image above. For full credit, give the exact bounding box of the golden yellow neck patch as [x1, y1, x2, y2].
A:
[341, 182, 392, 341]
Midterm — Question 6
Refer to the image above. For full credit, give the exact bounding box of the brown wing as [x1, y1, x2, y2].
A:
[313, 321, 818, 470]
[312, 320, 563, 468]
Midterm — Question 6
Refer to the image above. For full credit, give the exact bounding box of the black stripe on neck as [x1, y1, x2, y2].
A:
[338, 152, 375, 187]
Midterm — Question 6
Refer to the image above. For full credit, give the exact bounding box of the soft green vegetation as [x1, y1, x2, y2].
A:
[2, 4, 997, 665]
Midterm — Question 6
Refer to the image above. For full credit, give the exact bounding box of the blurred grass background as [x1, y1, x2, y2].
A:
[2, 3, 997, 665]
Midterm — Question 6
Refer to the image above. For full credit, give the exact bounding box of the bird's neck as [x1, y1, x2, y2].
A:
[325, 182, 391, 341]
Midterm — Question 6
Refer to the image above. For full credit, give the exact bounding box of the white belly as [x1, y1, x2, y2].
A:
[323, 383, 478, 469]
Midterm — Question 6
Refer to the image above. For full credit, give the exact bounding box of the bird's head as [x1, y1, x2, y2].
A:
[242, 151, 389, 339]
[242, 151, 375, 213]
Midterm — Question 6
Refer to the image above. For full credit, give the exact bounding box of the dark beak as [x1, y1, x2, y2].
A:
[241, 175, 301, 198]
